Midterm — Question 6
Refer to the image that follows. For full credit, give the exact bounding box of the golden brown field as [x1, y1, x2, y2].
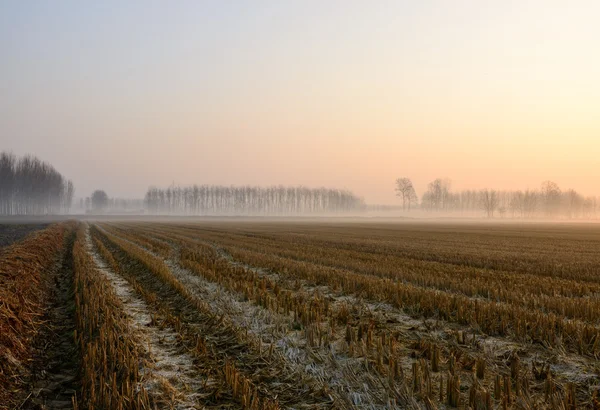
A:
[2, 220, 600, 409]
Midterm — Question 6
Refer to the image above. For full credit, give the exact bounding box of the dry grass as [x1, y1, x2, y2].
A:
[0, 222, 74, 408]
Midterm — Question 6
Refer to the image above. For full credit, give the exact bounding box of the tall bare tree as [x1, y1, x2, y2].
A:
[144, 185, 365, 216]
[541, 181, 561, 217]
[479, 189, 499, 218]
[564, 189, 583, 219]
[0, 151, 73, 215]
[63, 180, 74, 213]
[423, 178, 452, 211]
[0, 152, 16, 215]
[395, 177, 417, 211]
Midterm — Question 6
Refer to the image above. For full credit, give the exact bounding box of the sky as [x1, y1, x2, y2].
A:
[1, 1, 599, 204]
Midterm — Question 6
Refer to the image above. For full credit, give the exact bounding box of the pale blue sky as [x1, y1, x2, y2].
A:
[1, 1, 599, 203]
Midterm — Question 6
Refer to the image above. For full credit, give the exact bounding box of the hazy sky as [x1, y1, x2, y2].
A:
[1, 1, 599, 204]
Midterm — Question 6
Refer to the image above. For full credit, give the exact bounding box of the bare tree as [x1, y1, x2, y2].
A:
[564, 189, 583, 219]
[582, 196, 597, 219]
[423, 178, 452, 211]
[523, 189, 539, 218]
[144, 185, 365, 216]
[509, 191, 524, 218]
[395, 178, 417, 211]
[498, 206, 507, 218]
[0, 152, 16, 215]
[479, 189, 499, 218]
[541, 181, 561, 217]
[409, 187, 419, 209]
[63, 180, 74, 214]
[395, 181, 597, 219]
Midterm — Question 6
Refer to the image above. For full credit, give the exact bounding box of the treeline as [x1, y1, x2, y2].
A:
[79, 195, 144, 214]
[0, 152, 74, 215]
[144, 185, 365, 215]
[397, 177, 599, 218]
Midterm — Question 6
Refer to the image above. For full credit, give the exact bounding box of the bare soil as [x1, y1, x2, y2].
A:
[0, 224, 47, 249]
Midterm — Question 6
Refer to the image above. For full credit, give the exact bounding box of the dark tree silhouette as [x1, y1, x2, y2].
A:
[0, 151, 74, 215]
[91, 190, 109, 212]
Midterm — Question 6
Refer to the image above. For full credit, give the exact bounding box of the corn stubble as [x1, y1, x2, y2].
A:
[4, 220, 600, 409]
[91, 225, 311, 409]
[103, 221, 600, 409]
[72, 225, 153, 409]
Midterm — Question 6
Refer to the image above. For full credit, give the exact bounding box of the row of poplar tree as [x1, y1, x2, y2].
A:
[0, 151, 74, 215]
[144, 185, 366, 215]
[396, 177, 599, 218]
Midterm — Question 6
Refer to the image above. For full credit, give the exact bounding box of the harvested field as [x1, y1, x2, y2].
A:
[0, 224, 47, 249]
[0, 222, 76, 409]
[2, 219, 600, 409]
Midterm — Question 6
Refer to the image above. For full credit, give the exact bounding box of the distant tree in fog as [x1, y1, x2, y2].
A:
[91, 190, 109, 212]
[508, 189, 538, 218]
[63, 180, 74, 213]
[144, 184, 365, 215]
[509, 191, 523, 218]
[564, 189, 583, 219]
[582, 196, 597, 219]
[479, 189, 499, 218]
[0, 152, 16, 215]
[395, 177, 596, 219]
[395, 177, 417, 211]
[0, 151, 73, 215]
[523, 190, 539, 218]
[409, 188, 419, 209]
[422, 178, 452, 211]
[541, 181, 562, 217]
[498, 206, 507, 218]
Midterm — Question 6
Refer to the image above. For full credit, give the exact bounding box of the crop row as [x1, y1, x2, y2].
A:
[92, 224, 337, 409]
[97, 224, 425, 408]
[128, 223, 600, 358]
[103, 223, 600, 408]
[72, 224, 155, 409]
[164, 222, 600, 283]
[156, 223, 600, 324]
